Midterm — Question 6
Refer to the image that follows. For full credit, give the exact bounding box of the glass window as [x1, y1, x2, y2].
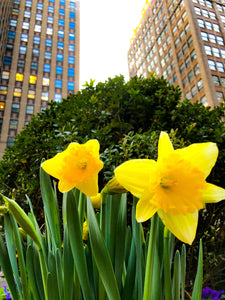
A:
[44, 64, 51, 72]
[37, 3, 43, 10]
[54, 94, 62, 102]
[10, 19, 17, 27]
[14, 88, 22, 97]
[204, 45, 212, 55]
[174, 38, 180, 48]
[33, 36, 40, 44]
[45, 51, 52, 59]
[182, 76, 188, 88]
[191, 85, 197, 97]
[0, 87, 7, 95]
[46, 39, 52, 47]
[212, 47, 220, 57]
[16, 73, 24, 81]
[67, 81, 74, 91]
[18, 59, 25, 68]
[29, 75, 37, 84]
[184, 23, 190, 34]
[55, 79, 62, 88]
[209, 11, 216, 19]
[57, 53, 63, 61]
[194, 63, 200, 75]
[8, 31, 16, 39]
[25, 0, 32, 7]
[68, 56, 75, 64]
[205, 21, 212, 30]
[179, 63, 185, 74]
[221, 77, 225, 87]
[21, 33, 28, 42]
[206, 0, 212, 7]
[33, 49, 39, 57]
[217, 36, 224, 45]
[26, 105, 34, 114]
[200, 95, 208, 106]
[202, 9, 209, 17]
[11, 103, 20, 113]
[185, 56, 191, 68]
[56, 66, 63, 74]
[69, 22, 75, 29]
[216, 61, 224, 72]
[221, 49, 225, 58]
[177, 50, 182, 61]
[173, 72, 177, 83]
[47, 16, 54, 24]
[9, 120, 18, 129]
[182, 43, 188, 54]
[212, 75, 220, 85]
[188, 70, 194, 82]
[24, 10, 31, 18]
[19, 46, 27, 54]
[70, 11, 75, 18]
[57, 42, 64, 49]
[31, 61, 38, 70]
[68, 44, 75, 52]
[7, 137, 14, 147]
[58, 19, 64, 26]
[180, 31, 185, 41]
[4, 57, 12, 65]
[197, 18, 205, 28]
[70, 2, 76, 8]
[46, 28, 53, 35]
[59, 9, 65, 15]
[209, 33, 216, 43]
[185, 91, 191, 100]
[60, 0, 65, 4]
[217, 91, 224, 102]
[41, 92, 49, 101]
[36, 13, 42, 21]
[27, 89, 35, 99]
[2, 71, 9, 80]
[22, 22, 30, 29]
[43, 78, 50, 86]
[68, 68, 74, 77]
[201, 31, 208, 41]
[213, 23, 220, 32]
[58, 30, 64, 38]
[48, 6, 54, 13]
[194, 6, 201, 15]
[69, 33, 75, 40]
[208, 59, 216, 70]
[187, 36, 193, 47]
[34, 24, 42, 32]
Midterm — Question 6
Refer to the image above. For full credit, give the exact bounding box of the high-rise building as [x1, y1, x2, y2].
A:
[128, 0, 225, 107]
[0, 0, 80, 157]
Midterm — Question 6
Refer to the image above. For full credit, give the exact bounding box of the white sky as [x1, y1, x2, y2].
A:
[79, 0, 146, 88]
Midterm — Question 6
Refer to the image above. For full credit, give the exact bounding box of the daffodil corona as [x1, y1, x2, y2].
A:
[115, 132, 225, 244]
[41, 140, 103, 196]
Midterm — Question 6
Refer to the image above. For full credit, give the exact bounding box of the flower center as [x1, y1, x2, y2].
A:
[160, 177, 177, 189]
[77, 159, 87, 170]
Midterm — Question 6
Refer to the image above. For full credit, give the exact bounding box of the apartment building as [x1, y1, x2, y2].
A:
[0, 0, 80, 157]
[128, 0, 225, 107]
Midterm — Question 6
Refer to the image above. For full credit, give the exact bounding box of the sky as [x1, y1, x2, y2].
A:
[79, 0, 146, 88]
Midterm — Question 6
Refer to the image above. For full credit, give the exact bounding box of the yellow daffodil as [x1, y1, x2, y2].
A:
[90, 193, 101, 208]
[41, 140, 103, 196]
[82, 220, 89, 241]
[114, 132, 225, 244]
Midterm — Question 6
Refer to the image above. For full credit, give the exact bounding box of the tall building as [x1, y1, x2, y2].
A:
[128, 0, 225, 107]
[0, 0, 80, 157]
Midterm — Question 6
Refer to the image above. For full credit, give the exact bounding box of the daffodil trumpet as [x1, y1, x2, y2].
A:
[115, 131, 225, 245]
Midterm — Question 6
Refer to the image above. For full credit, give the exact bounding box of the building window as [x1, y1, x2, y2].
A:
[44, 51, 52, 59]
[185, 56, 190, 68]
[69, 33, 75, 40]
[185, 91, 191, 100]
[14, 88, 22, 97]
[19, 46, 27, 55]
[31, 61, 38, 70]
[47, 16, 54, 24]
[216, 61, 224, 72]
[191, 85, 197, 97]
[57, 42, 64, 49]
[43, 78, 50, 86]
[25, 0, 32, 7]
[56, 66, 63, 74]
[188, 70, 194, 82]
[179, 63, 185, 74]
[197, 18, 205, 28]
[194, 6, 201, 15]
[57, 53, 63, 61]
[7, 137, 14, 147]
[16, 73, 24, 81]
[10, 19, 17, 27]
[221, 77, 225, 87]
[200, 95, 208, 106]
[209, 33, 216, 43]
[221, 49, 225, 58]
[48, 6, 54, 13]
[213, 23, 220, 32]
[59, 19, 64, 26]
[212, 75, 220, 85]
[217, 36, 224, 45]
[0, 87, 7, 95]
[182, 76, 188, 88]
[69, 22, 75, 29]
[37, 3, 43, 10]
[34, 24, 42, 32]
[197, 79, 203, 90]
[70, 11, 75, 18]
[17, 59, 25, 68]
[36, 13, 42, 21]
[22, 22, 30, 30]
[182, 43, 188, 54]
[217, 91, 224, 102]
[70, 1, 76, 8]
[8, 31, 15, 39]
[194, 63, 200, 75]
[201, 31, 208, 41]
[67, 81, 74, 91]
[68, 68, 74, 77]
[205, 21, 212, 30]
[202, 9, 209, 17]
[55, 79, 62, 88]
[21, 33, 28, 42]
[26, 105, 34, 114]
[68, 56, 75, 64]
[46, 39, 52, 47]
[209, 11, 216, 20]
[212, 47, 220, 57]
[4, 57, 12, 65]
[11, 103, 20, 113]
[59, 9, 65, 15]
[54, 94, 62, 102]
[24, 10, 31, 18]
[44, 64, 51, 72]
[58, 30, 64, 38]
[33, 49, 39, 57]
[208, 59, 216, 70]
[33, 36, 40, 44]
[204, 45, 212, 55]
[46, 28, 53, 35]
[68, 44, 75, 52]
[29, 75, 37, 84]
[41, 92, 49, 101]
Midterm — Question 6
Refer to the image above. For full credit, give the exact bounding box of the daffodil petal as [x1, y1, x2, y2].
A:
[85, 139, 100, 157]
[157, 132, 174, 163]
[176, 142, 218, 179]
[41, 152, 65, 179]
[158, 209, 198, 245]
[136, 190, 157, 222]
[58, 179, 75, 193]
[114, 159, 157, 198]
[76, 174, 99, 197]
[201, 182, 225, 203]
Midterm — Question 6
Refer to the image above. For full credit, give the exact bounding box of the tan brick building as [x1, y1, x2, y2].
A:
[128, 0, 225, 107]
[0, 0, 80, 157]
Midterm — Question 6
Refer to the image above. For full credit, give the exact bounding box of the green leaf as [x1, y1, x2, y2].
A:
[181, 244, 186, 300]
[87, 196, 120, 300]
[39, 166, 61, 249]
[63, 225, 74, 300]
[66, 190, 92, 300]
[192, 239, 203, 299]
[173, 250, 181, 300]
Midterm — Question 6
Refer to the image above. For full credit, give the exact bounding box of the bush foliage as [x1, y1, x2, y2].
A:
[0, 75, 225, 289]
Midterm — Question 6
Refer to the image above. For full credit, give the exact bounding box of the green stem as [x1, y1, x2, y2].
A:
[143, 214, 158, 300]
[164, 227, 172, 300]
[38, 248, 48, 300]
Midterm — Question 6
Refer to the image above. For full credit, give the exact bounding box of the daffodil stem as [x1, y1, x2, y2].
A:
[38, 248, 48, 300]
[164, 227, 172, 300]
[143, 213, 158, 300]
